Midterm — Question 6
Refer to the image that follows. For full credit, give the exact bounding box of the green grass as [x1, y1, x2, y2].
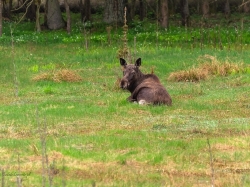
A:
[1, 16, 250, 186]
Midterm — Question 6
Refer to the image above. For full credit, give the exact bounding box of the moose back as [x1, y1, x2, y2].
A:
[120, 58, 172, 105]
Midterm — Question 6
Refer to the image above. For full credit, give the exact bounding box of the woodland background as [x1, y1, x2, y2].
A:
[0, 0, 250, 36]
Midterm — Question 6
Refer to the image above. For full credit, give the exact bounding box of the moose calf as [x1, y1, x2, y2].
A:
[120, 58, 172, 105]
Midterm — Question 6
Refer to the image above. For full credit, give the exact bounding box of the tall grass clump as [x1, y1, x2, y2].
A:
[117, 7, 130, 60]
[32, 69, 82, 83]
[168, 54, 248, 82]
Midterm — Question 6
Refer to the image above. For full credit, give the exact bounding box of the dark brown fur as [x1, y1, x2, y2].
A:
[120, 58, 172, 105]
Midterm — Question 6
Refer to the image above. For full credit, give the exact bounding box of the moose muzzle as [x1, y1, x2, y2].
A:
[120, 78, 129, 89]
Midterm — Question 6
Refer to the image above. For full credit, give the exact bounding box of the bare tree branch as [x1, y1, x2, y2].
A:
[239, 0, 250, 8]
[15, 0, 34, 25]
[11, 0, 30, 11]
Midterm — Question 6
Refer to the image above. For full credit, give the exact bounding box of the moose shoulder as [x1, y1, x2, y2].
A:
[120, 58, 172, 105]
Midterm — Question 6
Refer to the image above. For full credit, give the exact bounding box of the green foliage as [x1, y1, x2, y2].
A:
[1, 13, 250, 51]
[1, 15, 250, 186]
[43, 85, 54, 94]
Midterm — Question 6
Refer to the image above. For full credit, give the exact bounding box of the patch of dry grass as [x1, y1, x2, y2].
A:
[4, 148, 249, 186]
[168, 68, 209, 82]
[32, 69, 82, 83]
[168, 55, 247, 82]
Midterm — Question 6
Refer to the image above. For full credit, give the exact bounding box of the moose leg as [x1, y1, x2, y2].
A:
[127, 95, 136, 102]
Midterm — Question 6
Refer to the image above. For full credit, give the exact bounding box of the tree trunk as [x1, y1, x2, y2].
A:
[202, 0, 209, 19]
[44, 0, 48, 26]
[46, 0, 65, 30]
[196, 0, 200, 14]
[2, 0, 12, 19]
[139, 0, 146, 21]
[84, 0, 91, 21]
[80, 0, 91, 22]
[65, 0, 71, 34]
[8, 0, 12, 18]
[80, 0, 84, 22]
[35, 0, 41, 32]
[130, 0, 136, 20]
[169, 0, 176, 15]
[160, 0, 169, 29]
[103, 0, 124, 24]
[210, 0, 218, 15]
[243, 1, 250, 13]
[0, 0, 2, 37]
[180, 0, 189, 27]
[224, 0, 230, 19]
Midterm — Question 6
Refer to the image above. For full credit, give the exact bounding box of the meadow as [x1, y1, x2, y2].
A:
[0, 14, 250, 186]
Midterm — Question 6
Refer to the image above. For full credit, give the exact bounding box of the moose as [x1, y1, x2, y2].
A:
[120, 58, 172, 105]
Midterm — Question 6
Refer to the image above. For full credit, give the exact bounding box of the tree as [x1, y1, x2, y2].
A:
[202, 0, 209, 19]
[243, 1, 250, 13]
[65, 0, 71, 34]
[180, 0, 190, 27]
[84, 0, 91, 21]
[139, 0, 146, 21]
[0, 0, 2, 36]
[130, 0, 136, 20]
[103, 0, 124, 24]
[169, 0, 177, 15]
[2, 0, 12, 19]
[35, 0, 41, 32]
[44, 0, 48, 26]
[224, 0, 230, 19]
[26, 0, 36, 21]
[160, 0, 169, 29]
[46, 0, 65, 30]
[80, 0, 91, 22]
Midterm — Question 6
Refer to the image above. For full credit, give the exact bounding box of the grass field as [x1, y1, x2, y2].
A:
[1, 17, 250, 186]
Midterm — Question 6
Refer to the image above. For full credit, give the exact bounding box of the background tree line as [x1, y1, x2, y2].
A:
[0, 0, 250, 36]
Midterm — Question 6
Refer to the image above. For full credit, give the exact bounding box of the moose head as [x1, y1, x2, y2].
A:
[120, 58, 143, 91]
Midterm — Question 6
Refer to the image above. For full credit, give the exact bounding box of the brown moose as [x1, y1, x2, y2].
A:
[120, 58, 172, 105]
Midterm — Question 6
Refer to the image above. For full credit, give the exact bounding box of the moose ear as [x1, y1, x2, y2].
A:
[120, 58, 127, 66]
[135, 58, 141, 67]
